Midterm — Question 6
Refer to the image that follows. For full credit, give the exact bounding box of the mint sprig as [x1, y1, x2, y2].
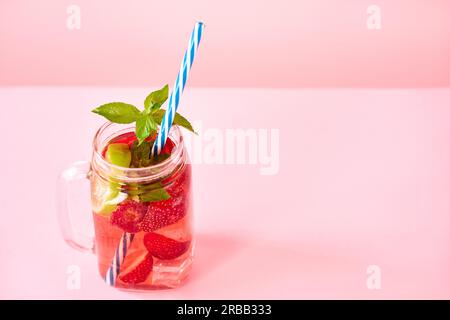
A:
[140, 188, 171, 202]
[126, 181, 171, 203]
[91, 86, 192, 204]
[92, 85, 196, 145]
[136, 114, 157, 144]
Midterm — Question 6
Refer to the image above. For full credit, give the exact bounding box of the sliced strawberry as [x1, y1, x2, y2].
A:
[143, 233, 190, 260]
[110, 200, 148, 233]
[137, 164, 190, 232]
[110, 131, 137, 148]
[160, 138, 175, 155]
[138, 195, 187, 232]
[119, 253, 153, 284]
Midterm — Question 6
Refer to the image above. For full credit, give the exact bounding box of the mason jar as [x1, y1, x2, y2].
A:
[57, 122, 194, 290]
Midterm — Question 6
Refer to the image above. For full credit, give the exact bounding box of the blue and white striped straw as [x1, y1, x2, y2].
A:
[104, 22, 204, 287]
[105, 233, 134, 286]
[152, 21, 204, 156]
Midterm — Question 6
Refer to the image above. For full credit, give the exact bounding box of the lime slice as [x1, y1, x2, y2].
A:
[94, 143, 132, 215]
[106, 143, 131, 168]
[93, 181, 128, 216]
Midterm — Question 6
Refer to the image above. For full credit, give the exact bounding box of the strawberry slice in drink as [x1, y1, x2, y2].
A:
[119, 253, 153, 284]
[138, 164, 191, 232]
[144, 233, 190, 260]
[110, 200, 147, 233]
[138, 196, 187, 232]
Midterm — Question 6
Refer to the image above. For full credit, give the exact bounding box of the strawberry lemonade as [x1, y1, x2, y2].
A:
[91, 129, 194, 290]
[86, 84, 198, 289]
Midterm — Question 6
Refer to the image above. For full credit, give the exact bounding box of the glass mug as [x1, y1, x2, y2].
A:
[57, 122, 194, 290]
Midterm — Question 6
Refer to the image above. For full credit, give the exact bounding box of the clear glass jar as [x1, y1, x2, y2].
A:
[58, 122, 194, 290]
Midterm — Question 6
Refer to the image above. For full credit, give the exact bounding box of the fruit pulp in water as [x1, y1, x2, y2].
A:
[91, 132, 193, 290]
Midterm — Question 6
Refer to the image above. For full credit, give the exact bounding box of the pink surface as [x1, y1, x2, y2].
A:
[1, 0, 450, 87]
[0, 87, 449, 299]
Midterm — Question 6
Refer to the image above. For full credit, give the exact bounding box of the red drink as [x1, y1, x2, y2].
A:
[90, 128, 193, 290]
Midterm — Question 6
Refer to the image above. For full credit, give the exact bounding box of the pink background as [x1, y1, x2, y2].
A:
[1, 87, 450, 299]
[1, 0, 450, 300]
[1, 0, 450, 87]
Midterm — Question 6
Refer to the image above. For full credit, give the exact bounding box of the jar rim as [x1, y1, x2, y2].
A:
[92, 122, 184, 183]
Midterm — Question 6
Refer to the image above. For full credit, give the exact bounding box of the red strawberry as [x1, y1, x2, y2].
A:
[137, 165, 190, 232]
[138, 195, 187, 232]
[119, 253, 153, 284]
[143, 233, 190, 260]
[110, 200, 147, 233]
[160, 138, 175, 155]
[110, 131, 138, 148]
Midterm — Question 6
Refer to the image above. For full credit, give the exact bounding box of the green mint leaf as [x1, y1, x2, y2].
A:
[136, 114, 157, 145]
[92, 102, 141, 124]
[152, 109, 196, 134]
[150, 102, 163, 112]
[130, 141, 151, 168]
[144, 85, 169, 112]
[139, 188, 171, 202]
[126, 181, 165, 197]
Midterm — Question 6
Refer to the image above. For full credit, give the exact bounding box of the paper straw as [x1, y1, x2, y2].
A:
[104, 21, 204, 286]
[152, 21, 204, 156]
[105, 233, 134, 286]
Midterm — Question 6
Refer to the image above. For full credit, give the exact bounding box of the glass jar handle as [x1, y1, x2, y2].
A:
[57, 161, 95, 253]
